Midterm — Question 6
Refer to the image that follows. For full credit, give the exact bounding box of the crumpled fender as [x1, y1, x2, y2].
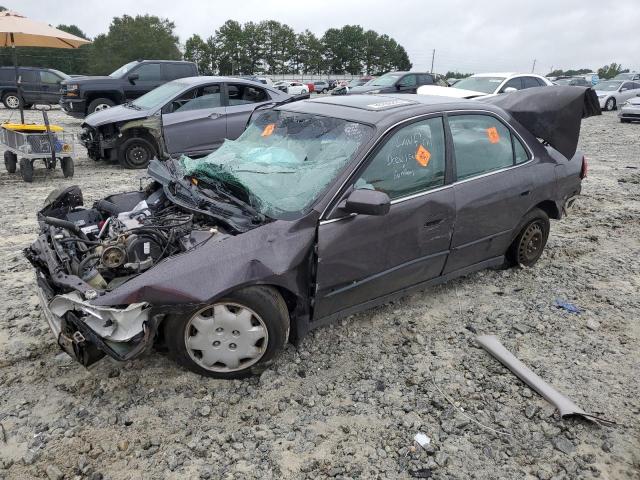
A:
[90, 213, 319, 313]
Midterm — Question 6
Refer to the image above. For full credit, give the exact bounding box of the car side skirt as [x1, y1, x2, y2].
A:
[305, 255, 504, 333]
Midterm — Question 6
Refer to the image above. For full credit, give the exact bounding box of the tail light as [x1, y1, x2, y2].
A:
[580, 155, 588, 179]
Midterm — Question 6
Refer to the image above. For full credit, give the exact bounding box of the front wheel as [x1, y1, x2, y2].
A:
[605, 97, 616, 111]
[87, 97, 115, 114]
[164, 286, 290, 378]
[506, 208, 550, 267]
[118, 137, 156, 169]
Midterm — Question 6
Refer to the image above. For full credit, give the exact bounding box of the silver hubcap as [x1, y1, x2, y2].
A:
[184, 302, 268, 373]
[94, 103, 111, 111]
[5, 95, 19, 108]
[606, 99, 614, 110]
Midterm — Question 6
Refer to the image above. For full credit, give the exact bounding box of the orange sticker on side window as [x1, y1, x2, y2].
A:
[415, 144, 431, 167]
[486, 127, 500, 144]
[261, 123, 275, 137]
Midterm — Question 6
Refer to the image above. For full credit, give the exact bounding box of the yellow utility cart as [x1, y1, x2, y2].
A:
[1, 112, 75, 182]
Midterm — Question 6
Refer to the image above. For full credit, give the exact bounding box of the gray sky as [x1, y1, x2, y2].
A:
[4, 0, 639, 74]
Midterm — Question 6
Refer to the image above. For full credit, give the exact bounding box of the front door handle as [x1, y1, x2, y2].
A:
[209, 112, 224, 119]
[520, 190, 531, 196]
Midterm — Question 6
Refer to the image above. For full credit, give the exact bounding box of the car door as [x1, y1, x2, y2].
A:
[442, 113, 534, 274]
[39, 70, 64, 104]
[162, 83, 227, 155]
[395, 74, 419, 93]
[619, 81, 637, 102]
[18, 68, 40, 103]
[224, 83, 271, 140]
[123, 63, 162, 100]
[314, 116, 455, 319]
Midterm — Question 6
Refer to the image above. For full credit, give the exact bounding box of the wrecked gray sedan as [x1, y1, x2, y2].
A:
[26, 88, 598, 378]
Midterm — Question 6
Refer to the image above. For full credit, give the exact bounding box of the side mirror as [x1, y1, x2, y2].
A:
[128, 73, 139, 83]
[503, 87, 517, 93]
[344, 189, 390, 216]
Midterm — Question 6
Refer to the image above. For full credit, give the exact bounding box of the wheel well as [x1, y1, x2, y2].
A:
[534, 200, 560, 220]
[86, 92, 122, 106]
[117, 128, 158, 154]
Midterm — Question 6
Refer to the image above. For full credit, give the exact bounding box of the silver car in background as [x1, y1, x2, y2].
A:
[619, 94, 640, 123]
[594, 80, 640, 111]
[80, 77, 291, 168]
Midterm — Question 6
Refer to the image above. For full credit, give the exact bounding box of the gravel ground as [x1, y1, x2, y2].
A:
[0, 107, 638, 480]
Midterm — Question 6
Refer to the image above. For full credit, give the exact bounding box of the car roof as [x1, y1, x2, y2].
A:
[279, 93, 505, 127]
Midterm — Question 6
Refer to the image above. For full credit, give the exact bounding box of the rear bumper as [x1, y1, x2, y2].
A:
[59, 97, 86, 118]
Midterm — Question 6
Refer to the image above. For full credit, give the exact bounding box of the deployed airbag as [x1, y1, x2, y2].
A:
[481, 86, 601, 159]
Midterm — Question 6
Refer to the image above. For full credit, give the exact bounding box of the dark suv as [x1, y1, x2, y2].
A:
[60, 60, 198, 118]
[0, 66, 70, 109]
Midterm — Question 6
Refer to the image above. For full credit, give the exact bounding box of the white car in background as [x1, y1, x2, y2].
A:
[417, 72, 553, 98]
[273, 81, 309, 95]
[594, 80, 640, 111]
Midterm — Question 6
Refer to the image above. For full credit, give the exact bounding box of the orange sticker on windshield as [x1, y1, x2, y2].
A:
[486, 127, 500, 144]
[261, 123, 275, 137]
[415, 144, 431, 167]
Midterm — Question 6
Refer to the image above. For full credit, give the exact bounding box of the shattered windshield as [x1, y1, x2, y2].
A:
[131, 81, 189, 110]
[454, 76, 506, 93]
[180, 110, 373, 219]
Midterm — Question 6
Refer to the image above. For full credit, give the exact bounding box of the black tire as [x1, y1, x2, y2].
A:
[605, 97, 616, 111]
[23, 103, 32, 109]
[87, 97, 115, 114]
[506, 208, 550, 267]
[620, 118, 630, 123]
[4, 150, 17, 173]
[118, 136, 156, 169]
[19, 158, 33, 183]
[164, 286, 290, 379]
[61, 157, 74, 178]
[2, 92, 21, 109]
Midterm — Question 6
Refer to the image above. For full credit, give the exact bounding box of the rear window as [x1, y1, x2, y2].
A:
[0, 69, 13, 81]
[164, 63, 195, 80]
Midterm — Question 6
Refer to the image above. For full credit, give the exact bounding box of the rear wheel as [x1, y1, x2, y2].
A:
[61, 157, 74, 178]
[87, 97, 115, 114]
[164, 286, 290, 378]
[506, 208, 550, 267]
[605, 97, 616, 111]
[2, 92, 20, 109]
[4, 151, 17, 173]
[118, 137, 156, 169]
[620, 118, 630, 123]
[19, 158, 33, 183]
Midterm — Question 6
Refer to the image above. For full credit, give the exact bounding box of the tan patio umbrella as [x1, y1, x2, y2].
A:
[0, 10, 91, 123]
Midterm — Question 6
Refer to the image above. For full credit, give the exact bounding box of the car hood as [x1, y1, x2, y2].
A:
[417, 85, 489, 98]
[595, 90, 617, 96]
[61, 76, 116, 84]
[83, 104, 151, 127]
[348, 85, 381, 94]
[624, 96, 640, 105]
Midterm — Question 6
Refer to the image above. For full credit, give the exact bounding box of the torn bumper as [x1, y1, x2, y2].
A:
[36, 279, 160, 367]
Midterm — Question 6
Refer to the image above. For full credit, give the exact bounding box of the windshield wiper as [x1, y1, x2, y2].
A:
[197, 178, 266, 222]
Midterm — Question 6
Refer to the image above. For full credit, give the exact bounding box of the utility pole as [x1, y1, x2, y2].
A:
[531, 59, 536, 73]
[430, 49, 435, 74]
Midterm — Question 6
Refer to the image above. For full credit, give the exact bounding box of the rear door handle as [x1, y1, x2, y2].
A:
[520, 190, 530, 196]
[424, 218, 444, 228]
[209, 112, 224, 119]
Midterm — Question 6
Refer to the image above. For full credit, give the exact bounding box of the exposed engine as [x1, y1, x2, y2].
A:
[28, 184, 219, 294]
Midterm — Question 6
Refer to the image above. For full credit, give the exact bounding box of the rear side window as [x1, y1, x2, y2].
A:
[227, 84, 268, 105]
[358, 117, 446, 199]
[418, 74, 434, 85]
[164, 63, 195, 80]
[134, 63, 161, 81]
[513, 134, 530, 164]
[523, 77, 542, 88]
[449, 114, 515, 180]
[20, 69, 37, 83]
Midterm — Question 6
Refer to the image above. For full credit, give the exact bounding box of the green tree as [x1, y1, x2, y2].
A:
[57, 24, 89, 40]
[86, 14, 181, 75]
[597, 63, 627, 80]
[214, 20, 243, 75]
[184, 34, 211, 74]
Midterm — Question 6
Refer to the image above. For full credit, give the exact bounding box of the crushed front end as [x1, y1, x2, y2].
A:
[24, 181, 223, 367]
